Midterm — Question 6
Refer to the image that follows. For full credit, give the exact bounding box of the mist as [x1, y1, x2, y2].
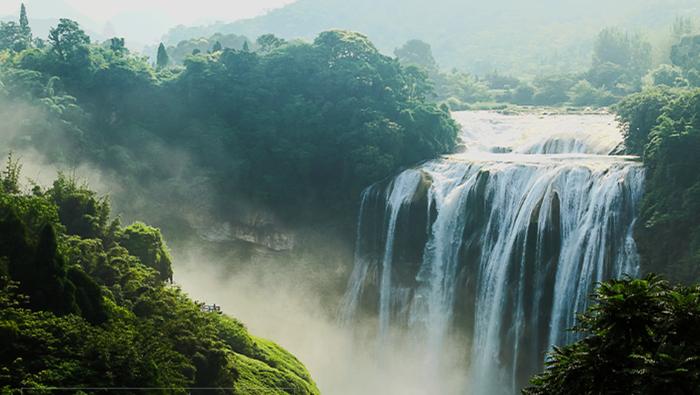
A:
[172, 243, 470, 395]
[1, 91, 468, 395]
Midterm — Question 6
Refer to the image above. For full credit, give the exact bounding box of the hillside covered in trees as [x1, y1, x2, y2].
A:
[386, 19, 700, 109]
[161, 3, 700, 112]
[0, 161, 319, 393]
[616, 87, 700, 283]
[0, 11, 458, 249]
[163, 0, 700, 75]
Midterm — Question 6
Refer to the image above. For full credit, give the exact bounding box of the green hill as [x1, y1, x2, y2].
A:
[163, 0, 700, 74]
[0, 167, 319, 394]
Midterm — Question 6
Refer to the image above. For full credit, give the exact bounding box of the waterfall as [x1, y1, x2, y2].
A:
[340, 111, 645, 394]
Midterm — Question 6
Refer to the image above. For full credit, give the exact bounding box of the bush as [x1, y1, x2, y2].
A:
[645, 64, 689, 88]
[568, 80, 616, 106]
[118, 222, 173, 282]
[525, 275, 700, 394]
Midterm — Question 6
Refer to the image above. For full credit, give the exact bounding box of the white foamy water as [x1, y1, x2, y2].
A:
[341, 111, 644, 394]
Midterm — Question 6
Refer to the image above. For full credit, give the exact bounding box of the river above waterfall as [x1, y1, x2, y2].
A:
[341, 110, 644, 394]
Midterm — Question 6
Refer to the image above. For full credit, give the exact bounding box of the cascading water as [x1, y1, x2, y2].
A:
[340, 111, 644, 394]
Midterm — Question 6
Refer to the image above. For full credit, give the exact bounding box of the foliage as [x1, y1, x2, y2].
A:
[510, 83, 536, 105]
[0, 169, 319, 393]
[0, 153, 21, 195]
[391, 28, 653, 108]
[153, 33, 251, 65]
[48, 19, 90, 65]
[160, 0, 700, 76]
[531, 75, 576, 105]
[0, 22, 29, 52]
[256, 34, 285, 54]
[616, 88, 700, 283]
[156, 43, 169, 69]
[394, 39, 492, 107]
[669, 35, 700, 87]
[118, 222, 173, 282]
[645, 64, 689, 88]
[394, 39, 437, 72]
[568, 80, 616, 107]
[671, 35, 700, 72]
[525, 275, 700, 394]
[46, 174, 112, 240]
[0, 191, 106, 325]
[0, 18, 458, 228]
[588, 28, 652, 94]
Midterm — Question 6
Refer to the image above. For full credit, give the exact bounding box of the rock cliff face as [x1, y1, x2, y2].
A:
[198, 220, 296, 252]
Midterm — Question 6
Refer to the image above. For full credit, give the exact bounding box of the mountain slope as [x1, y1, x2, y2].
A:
[0, 172, 319, 394]
[163, 0, 700, 74]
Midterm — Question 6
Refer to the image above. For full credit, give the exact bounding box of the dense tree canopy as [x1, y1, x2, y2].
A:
[390, 25, 657, 110]
[525, 275, 700, 394]
[0, 19, 458, 228]
[0, 162, 319, 394]
[616, 88, 700, 283]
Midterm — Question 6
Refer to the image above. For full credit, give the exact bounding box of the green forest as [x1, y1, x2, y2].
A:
[0, 167, 318, 393]
[1, 1, 700, 394]
[161, 0, 700, 75]
[1, 16, 457, 226]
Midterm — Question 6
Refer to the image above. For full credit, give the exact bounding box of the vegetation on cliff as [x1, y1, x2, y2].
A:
[0, 163, 319, 394]
[616, 87, 700, 283]
[525, 275, 700, 394]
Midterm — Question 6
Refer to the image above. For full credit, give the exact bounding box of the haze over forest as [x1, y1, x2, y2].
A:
[3, 0, 700, 73]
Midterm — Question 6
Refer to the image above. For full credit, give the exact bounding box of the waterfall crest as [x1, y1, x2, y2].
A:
[340, 111, 645, 394]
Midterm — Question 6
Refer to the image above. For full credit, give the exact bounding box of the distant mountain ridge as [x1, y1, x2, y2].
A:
[162, 0, 700, 74]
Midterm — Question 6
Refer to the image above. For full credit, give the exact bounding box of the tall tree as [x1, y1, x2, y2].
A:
[109, 37, 126, 55]
[256, 34, 285, 53]
[19, 3, 29, 32]
[394, 39, 438, 72]
[18, 2, 32, 48]
[0, 22, 23, 51]
[156, 42, 170, 69]
[48, 19, 90, 63]
[211, 40, 222, 52]
[588, 27, 652, 91]
[0, 4, 31, 52]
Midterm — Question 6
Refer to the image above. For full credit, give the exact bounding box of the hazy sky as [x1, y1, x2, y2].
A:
[1, 0, 296, 24]
[0, 0, 297, 45]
